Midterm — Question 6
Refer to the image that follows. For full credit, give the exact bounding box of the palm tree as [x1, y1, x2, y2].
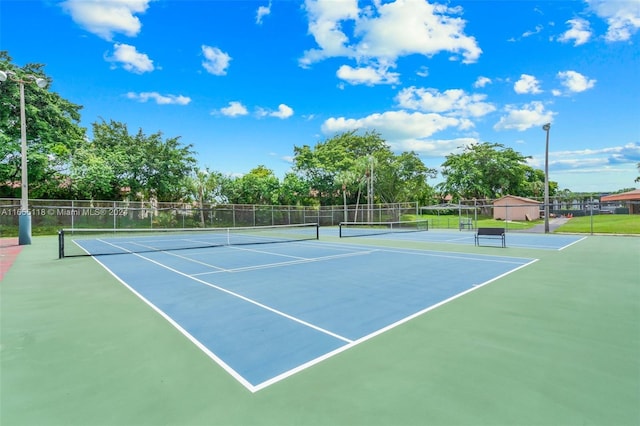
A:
[189, 168, 219, 227]
[335, 170, 357, 222]
[351, 156, 377, 222]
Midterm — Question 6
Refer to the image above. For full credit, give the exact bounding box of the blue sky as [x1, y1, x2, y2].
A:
[1, 0, 639, 193]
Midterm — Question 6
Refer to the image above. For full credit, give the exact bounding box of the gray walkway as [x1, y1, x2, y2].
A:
[517, 217, 570, 233]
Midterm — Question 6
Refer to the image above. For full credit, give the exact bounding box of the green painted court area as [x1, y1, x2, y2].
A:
[1, 233, 639, 426]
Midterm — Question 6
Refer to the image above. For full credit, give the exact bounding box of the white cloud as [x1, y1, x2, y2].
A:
[389, 137, 477, 157]
[352, 0, 481, 64]
[322, 110, 463, 140]
[256, 2, 271, 24]
[219, 101, 248, 117]
[587, 0, 640, 42]
[494, 101, 555, 131]
[320, 108, 477, 158]
[556, 142, 640, 165]
[522, 25, 543, 38]
[473, 76, 492, 88]
[106, 43, 154, 73]
[556, 70, 596, 93]
[299, 0, 359, 67]
[336, 64, 400, 85]
[300, 0, 481, 84]
[61, 0, 151, 40]
[268, 104, 294, 119]
[395, 87, 495, 118]
[528, 142, 640, 172]
[514, 74, 542, 94]
[558, 18, 592, 46]
[416, 66, 429, 77]
[126, 92, 191, 105]
[202, 45, 232, 76]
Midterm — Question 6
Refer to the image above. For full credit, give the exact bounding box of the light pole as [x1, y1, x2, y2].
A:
[542, 123, 551, 234]
[0, 70, 48, 245]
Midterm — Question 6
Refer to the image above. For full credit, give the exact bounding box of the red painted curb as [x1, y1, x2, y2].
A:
[0, 238, 22, 281]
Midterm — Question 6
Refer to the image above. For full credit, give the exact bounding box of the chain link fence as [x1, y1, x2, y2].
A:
[419, 196, 638, 232]
[2, 196, 637, 237]
[0, 199, 418, 235]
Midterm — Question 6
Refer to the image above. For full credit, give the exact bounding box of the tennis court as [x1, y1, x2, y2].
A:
[2, 226, 638, 425]
[63, 225, 536, 391]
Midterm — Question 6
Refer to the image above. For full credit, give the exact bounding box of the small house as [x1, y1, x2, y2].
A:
[493, 195, 541, 221]
[600, 188, 640, 214]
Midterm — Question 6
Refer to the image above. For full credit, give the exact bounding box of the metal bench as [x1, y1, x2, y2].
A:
[475, 227, 506, 247]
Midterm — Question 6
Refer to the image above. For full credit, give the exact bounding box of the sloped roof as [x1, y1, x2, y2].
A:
[600, 189, 640, 202]
[420, 203, 476, 210]
[493, 195, 541, 205]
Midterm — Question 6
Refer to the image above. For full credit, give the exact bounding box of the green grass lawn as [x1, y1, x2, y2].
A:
[410, 214, 540, 230]
[555, 214, 640, 234]
[412, 213, 640, 234]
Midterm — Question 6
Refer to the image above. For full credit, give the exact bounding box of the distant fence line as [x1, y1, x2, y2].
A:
[1, 197, 636, 234]
[0, 199, 419, 230]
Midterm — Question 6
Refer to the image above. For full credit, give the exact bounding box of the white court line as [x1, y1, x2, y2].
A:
[252, 257, 540, 392]
[317, 240, 533, 265]
[200, 250, 378, 275]
[89, 236, 538, 393]
[95, 238, 354, 346]
[89, 255, 257, 391]
[107, 240, 352, 340]
[558, 236, 588, 251]
[350, 229, 587, 251]
[140, 247, 231, 272]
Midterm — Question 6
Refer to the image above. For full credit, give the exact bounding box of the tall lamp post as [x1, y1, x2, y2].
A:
[0, 70, 48, 245]
[542, 123, 551, 234]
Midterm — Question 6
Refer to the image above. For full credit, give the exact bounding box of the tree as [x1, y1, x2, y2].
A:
[375, 151, 437, 205]
[278, 172, 313, 206]
[293, 130, 388, 205]
[69, 146, 116, 200]
[188, 168, 222, 226]
[439, 143, 535, 201]
[83, 119, 197, 201]
[635, 162, 639, 183]
[334, 170, 357, 221]
[293, 130, 435, 205]
[0, 51, 86, 198]
[222, 166, 281, 204]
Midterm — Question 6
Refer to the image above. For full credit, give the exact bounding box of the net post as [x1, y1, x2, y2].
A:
[58, 229, 65, 259]
[316, 223, 319, 240]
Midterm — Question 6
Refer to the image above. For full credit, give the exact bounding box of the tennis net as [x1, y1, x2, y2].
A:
[58, 223, 319, 258]
[339, 219, 428, 238]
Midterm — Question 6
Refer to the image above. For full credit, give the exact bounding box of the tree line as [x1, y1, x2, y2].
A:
[2, 52, 560, 207]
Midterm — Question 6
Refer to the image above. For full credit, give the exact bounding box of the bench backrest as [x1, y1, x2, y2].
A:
[477, 227, 505, 236]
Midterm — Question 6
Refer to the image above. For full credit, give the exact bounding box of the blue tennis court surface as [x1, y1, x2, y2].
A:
[89, 239, 536, 392]
[333, 228, 586, 250]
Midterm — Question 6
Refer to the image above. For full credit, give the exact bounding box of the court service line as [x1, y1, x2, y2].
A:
[101, 239, 233, 271]
[102, 245, 354, 346]
[199, 249, 378, 275]
[160, 251, 230, 271]
[95, 237, 353, 343]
